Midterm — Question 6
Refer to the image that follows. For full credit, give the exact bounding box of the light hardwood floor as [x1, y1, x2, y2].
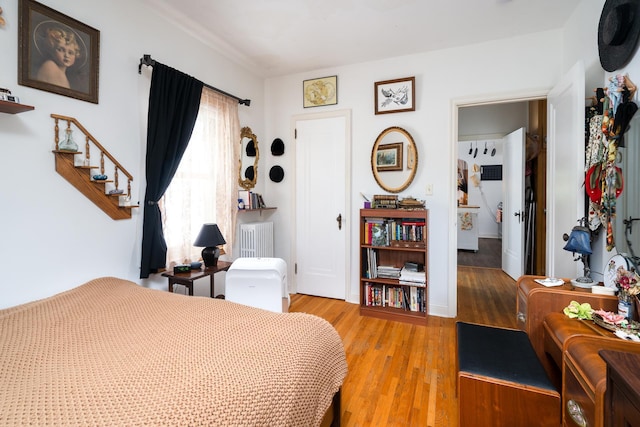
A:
[289, 266, 517, 427]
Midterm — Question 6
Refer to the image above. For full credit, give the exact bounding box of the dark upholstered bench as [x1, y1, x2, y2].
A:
[456, 322, 560, 427]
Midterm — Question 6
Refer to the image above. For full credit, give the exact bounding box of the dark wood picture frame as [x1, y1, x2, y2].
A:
[374, 76, 415, 114]
[18, 0, 100, 104]
[376, 142, 403, 172]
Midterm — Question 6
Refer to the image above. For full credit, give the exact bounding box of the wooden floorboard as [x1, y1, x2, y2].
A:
[289, 266, 516, 427]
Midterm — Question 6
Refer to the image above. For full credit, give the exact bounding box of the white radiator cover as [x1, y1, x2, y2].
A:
[239, 222, 274, 257]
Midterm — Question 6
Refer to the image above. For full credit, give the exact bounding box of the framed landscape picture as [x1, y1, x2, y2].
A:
[376, 142, 403, 172]
[18, 0, 100, 103]
[374, 76, 415, 114]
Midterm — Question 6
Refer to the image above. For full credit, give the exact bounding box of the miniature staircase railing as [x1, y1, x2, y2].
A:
[51, 114, 138, 220]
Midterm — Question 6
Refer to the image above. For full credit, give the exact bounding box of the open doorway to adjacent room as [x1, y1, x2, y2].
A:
[456, 100, 547, 273]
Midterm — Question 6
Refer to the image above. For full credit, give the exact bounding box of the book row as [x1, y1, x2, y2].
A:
[363, 218, 425, 246]
[238, 190, 266, 209]
[363, 283, 426, 312]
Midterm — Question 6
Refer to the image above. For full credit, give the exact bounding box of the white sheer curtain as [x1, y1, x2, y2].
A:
[161, 88, 240, 267]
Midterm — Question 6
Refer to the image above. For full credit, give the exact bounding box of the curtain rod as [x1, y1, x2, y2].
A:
[138, 54, 251, 106]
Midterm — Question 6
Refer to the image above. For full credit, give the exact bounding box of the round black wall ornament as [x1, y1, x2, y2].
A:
[269, 165, 284, 183]
[244, 165, 255, 180]
[271, 138, 285, 156]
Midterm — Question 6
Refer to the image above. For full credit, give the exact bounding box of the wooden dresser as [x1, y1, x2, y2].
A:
[516, 276, 618, 385]
[517, 276, 640, 426]
[600, 350, 640, 427]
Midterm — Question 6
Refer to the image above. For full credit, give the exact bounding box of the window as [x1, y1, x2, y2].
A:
[161, 88, 240, 266]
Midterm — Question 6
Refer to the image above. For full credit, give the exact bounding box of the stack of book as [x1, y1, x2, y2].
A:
[377, 265, 401, 280]
[399, 267, 426, 287]
[373, 194, 398, 209]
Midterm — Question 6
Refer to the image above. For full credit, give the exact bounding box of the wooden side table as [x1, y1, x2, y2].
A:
[162, 261, 232, 297]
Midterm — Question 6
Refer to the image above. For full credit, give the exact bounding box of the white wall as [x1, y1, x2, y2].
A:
[0, 0, 264, 308]
[264, 31, 566, 316]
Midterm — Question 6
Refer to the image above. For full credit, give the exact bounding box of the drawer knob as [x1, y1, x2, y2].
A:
[517, 312, 526, 323]
[567, 399, 587, 427]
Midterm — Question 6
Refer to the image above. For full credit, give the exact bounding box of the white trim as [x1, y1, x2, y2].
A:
[449, 89, 550, 318]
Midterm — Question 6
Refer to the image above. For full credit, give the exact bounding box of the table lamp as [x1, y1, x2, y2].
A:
[562, 218, 595, 288]
[194, 223, 226, 269]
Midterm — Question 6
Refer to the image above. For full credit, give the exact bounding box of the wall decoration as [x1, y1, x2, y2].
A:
[271, 138, 284, 156]
[269, 165, 284, 183]
[18, 0, 100, 104]
[376, 142, 403, 172]
[303, 75, 337, 108]
[374, 76, 415, 114]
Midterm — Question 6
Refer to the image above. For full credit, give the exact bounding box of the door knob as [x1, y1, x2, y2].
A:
[336, 213, 342, 230]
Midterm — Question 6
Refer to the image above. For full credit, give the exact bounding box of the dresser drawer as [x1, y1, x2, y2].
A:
[564, 358, 596, 427]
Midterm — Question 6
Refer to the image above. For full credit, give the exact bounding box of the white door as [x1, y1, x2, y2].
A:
[294, 111, 350, 299]
[502, 128, 526, 280]
[546, 62, 585, 279]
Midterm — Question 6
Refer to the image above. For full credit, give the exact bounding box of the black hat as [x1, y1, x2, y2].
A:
[271, 138, 285, 156]
[598, 0, 640, 72]
[245, 140, 256, 157]
[269, 165, 284, 183]
[244, 165, 254, 180]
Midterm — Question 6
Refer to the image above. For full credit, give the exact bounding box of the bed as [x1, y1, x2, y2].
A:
[0, 277, 347, 426]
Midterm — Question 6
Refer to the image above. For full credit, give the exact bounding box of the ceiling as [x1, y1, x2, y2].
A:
[148, 0, 584, 78]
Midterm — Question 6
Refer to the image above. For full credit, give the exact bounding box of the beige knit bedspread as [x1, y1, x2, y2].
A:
[0, 277, 347, 426]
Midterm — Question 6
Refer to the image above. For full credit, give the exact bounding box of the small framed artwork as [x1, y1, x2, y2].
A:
[18, 0, 100, 104]
[303, 75, 337, 108]
[376, 143, 403, 172]
[374, 76, 415, 114]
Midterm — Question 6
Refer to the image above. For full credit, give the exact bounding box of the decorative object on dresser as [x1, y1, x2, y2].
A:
[563, 217, 595, 288]
[193, 223, 226, 268]
[360, 208, 428, 324]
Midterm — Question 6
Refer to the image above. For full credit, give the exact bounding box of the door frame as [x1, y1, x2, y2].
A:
[449, 90, 548, 318]
[290, 109, 352, 298]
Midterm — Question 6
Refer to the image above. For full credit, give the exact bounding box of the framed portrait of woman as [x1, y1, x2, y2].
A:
[18, 0, 100, 104]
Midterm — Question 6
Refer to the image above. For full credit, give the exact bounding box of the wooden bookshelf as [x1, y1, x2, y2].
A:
[359, 208, 428, 325]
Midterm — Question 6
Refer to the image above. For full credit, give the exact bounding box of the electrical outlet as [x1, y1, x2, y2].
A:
[425, 183, 433, 195]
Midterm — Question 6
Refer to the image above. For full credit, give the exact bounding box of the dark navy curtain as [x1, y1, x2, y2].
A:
[140, 63, 203, 278]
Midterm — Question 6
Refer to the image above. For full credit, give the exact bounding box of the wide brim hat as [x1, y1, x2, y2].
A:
[598, 0, 640, 72]
[245, 140, 256, 157]
[271, 138, 285, 156]
[269, 165, 284, 183]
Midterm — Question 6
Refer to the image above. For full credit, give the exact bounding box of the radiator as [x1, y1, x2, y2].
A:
[239, 222, 274, 257]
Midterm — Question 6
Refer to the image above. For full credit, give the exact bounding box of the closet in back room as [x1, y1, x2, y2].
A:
[457, 100, 547, 276]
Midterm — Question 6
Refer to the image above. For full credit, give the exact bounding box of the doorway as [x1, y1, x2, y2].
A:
[456, 102, 546, 270]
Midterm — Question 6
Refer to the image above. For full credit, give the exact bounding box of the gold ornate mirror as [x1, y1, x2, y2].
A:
[238, 126, 259, 190]
[371, 126, 418, 193]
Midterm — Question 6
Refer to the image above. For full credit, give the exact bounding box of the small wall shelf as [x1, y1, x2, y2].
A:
[0, 100, 35, 114]
[238, 207, 277, 216]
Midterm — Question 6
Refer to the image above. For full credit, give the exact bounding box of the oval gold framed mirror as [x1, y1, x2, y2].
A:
[371, 126, 418, 193]
[238, 126, 259, 190]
